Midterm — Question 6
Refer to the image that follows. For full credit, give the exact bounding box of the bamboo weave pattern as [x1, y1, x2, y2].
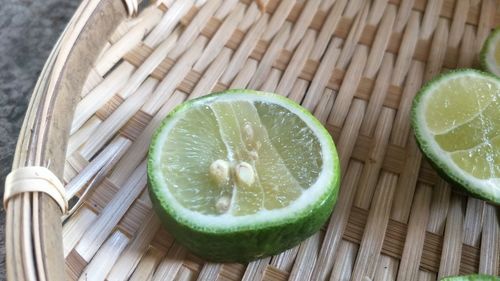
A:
[62, 0, 500, 280]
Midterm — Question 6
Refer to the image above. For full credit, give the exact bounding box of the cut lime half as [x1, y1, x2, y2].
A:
[148, 90, 340, 261]
[411, 69, 500, 204]
[480, 28, 500, 77]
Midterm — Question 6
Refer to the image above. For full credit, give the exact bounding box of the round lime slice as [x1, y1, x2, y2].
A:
[411, 69, 500, 204]
[148, 90, 340, 262]
[480, 28, 500, 77]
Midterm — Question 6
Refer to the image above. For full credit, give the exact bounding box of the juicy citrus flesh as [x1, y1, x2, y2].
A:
[149, 90, 339, 233]
[160, 99, 322, 216]
[413, 70, 500, 202]
[424, 74, 499, 179]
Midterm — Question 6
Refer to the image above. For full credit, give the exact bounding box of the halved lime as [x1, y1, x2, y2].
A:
[480, 28, 500, 77]
[148, 90, 340, 262]
[411, 69, 500, 204]
[440, 275, 500, 281]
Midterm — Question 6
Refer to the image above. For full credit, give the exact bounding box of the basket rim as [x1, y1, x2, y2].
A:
[5, 0, 128, 280]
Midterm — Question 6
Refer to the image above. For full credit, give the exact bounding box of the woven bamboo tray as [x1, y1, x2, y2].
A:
[5, 0, 500, 280]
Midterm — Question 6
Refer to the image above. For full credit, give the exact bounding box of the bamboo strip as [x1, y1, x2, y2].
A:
[427, 179, 452, 235]
[420, 0, 444, 40]
[478, 204, 499, 275]
[64, 153, 89, 183]
[336, 1, 369, 69]
[419, 270, 437, 281]
[214, 0, 239, 19]
[391, 12, 420, 87]
[344, 0, 364, 18]
[262, 0, 295, 41]
[96, 6, 164, 75]
[390, 137, 422, 223]
[310, 0, 347, 60]
[144, 0, 194, 48]
[424, 19, 449, 81]
[62, 208, 97, 257]
[275, 30, 315, 96]
[65, 137, 131, 198]
[196, 263, 222, 281]
[108, 16, 141, 44]
[262, 265, 289, 281]
[66, 117, 101, 157]
[241, 258, 271, 281]
[248, 22, 291, 89]
[270, 247, 299, 273]
[288, 233, 321, 281]
[311, 161, 363, 281]
[107, 212, 161, 280]
[143, 36, 206, 114]
[302, 37, 341, 111]
[79, 77, 159, 159]
[237, 1, 262, 32]
[463, 198, 485, 247]
[396, 184, 433, 281]
[80, 68, 103, 98]
[448, 0, 469, 48]
[373, 255, 398, 281]
[456, 25, 476, 68]
[190, 49, 231, 99]
[169, 0, 223, 59]
[65, 250, 87, 280]
[151, 243, 188, 281]
[353, 108, 395, 209]
[176, 267, 195, 281]
[229, 58, 258, 88]
[128, 247, 165, 281]
[390, 61, 424, 146]
[220, 264, 245, 280]
[194, 4, 245, 72]
[75, 161, 147, 261]
[220, 13, 268, 84]
[312, 88, 336, 124]
[285, 0, 320, 50]
[77, 231, 129, 281]
[351, 172, 399, 280]
[329, 241, 358, 281]
[328, 45, 368, 127]
[360, 54, 394, 136]
[71, 63, 135, 134]
[437, 194, 465, 279]
[368, 0, 388, 26]
[364, 6, 396, 79]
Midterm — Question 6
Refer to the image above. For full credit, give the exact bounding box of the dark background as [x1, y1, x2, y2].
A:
[0, 0, 79, 278]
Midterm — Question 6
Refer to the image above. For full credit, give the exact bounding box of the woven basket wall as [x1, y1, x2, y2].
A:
[6, 0, 500, 280]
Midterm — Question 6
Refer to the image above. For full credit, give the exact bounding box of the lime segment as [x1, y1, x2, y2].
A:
[412, 69, 500, 203]
[148, 90, 340, 261]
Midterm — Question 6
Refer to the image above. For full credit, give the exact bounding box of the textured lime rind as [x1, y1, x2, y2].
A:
[411, 69, 500, 205]
[148, 89, 341, 262]
[480, 27, 500, 77]
[440, 274, 500, 281]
